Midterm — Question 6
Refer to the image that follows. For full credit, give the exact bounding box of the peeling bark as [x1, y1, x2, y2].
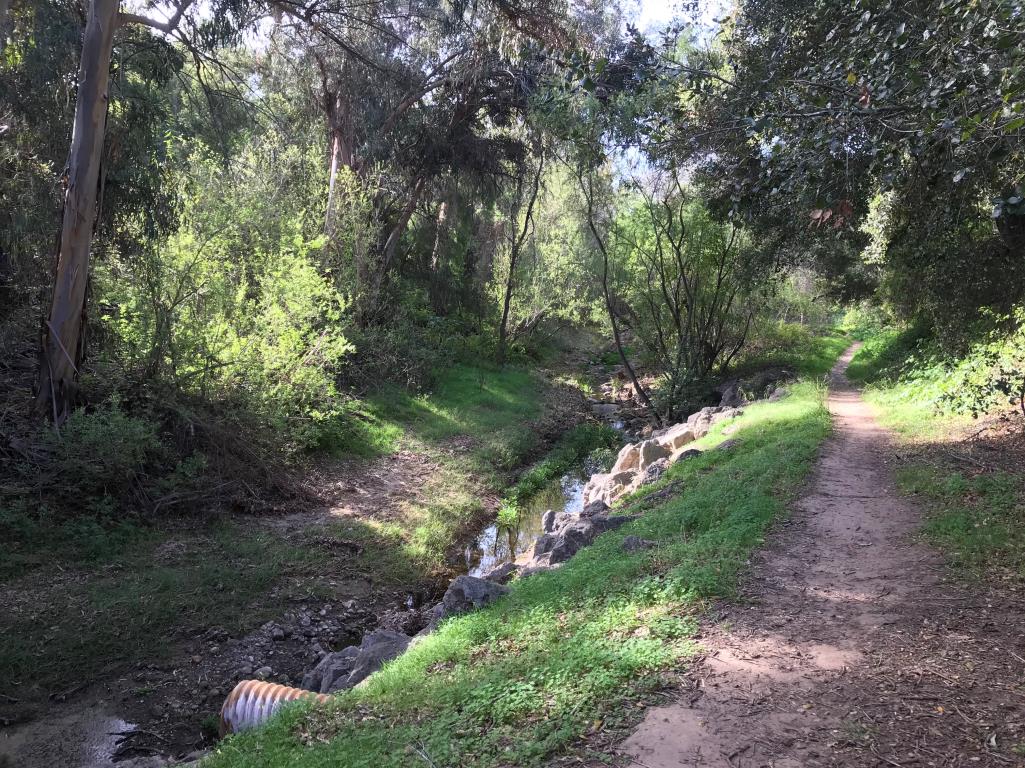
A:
[36, 0, 119, 423]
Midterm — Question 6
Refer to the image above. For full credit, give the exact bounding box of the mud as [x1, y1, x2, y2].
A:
[620, 345, 1025, 767]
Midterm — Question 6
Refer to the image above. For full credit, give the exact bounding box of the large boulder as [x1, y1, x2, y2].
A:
[302, 629, 411, 693]
[610, 442, 641, 474]
[686, 406, 742, 439]
[441, 575, 509, 616]
[481, 561, 519, 584]
[657, 423, 696, 452]
[718, 380, 745, 407]
[582, 472, 610, 506]
[670, 447, 702, 464]
[583, 469, 635, 507]
[580, 499, 609, 517]
[636, 439, 670, 472]
[530, 514, 636, 565]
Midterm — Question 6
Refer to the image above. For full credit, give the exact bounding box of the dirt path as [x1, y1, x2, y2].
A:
[620, 346, 1025, 767]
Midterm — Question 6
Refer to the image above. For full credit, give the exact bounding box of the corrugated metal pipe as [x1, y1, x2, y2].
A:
[219, 680, 329, 736]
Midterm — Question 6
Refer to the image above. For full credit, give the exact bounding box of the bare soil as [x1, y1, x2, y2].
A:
[620, 346, 1025, 767]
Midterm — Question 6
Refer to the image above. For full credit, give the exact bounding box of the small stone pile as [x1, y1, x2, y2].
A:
[582, 405, 742, 507]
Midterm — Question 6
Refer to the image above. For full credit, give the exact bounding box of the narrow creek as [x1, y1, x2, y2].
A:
[465, 473, 588, 578]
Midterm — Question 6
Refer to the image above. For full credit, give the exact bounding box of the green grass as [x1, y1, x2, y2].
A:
[0, 521, 329, 697]
[202, 380, 833, 768]
[733, 323, 849, 380]
[847, 323, 1025, 579]
[323, 363, 543, 466]
[896, 466, 1025, 578]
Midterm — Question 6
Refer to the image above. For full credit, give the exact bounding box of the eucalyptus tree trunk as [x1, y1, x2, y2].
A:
[497, 152, 544, 365]
[36, 0, 119, 424]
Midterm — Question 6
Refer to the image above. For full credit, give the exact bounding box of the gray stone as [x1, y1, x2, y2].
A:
[717, 438, 742, 451]
[718, 381, 745, 407]
[254, 666, 272, 679]
[302, 629, 412, 693]
[541, 509, 557, 533]
[621, 535, 656, 553]
[639, 457, 670, 486]
[769, 386, 790, 401]
[591, 403, 620, 417]
[532, 514, 636, 565]
[301, 645, 359, 692]
[670, 448, 702, 464]
[481, 561, 519, 584]
[336, 630, 411, 690]
[441, 575, 509, 617]
[657, 423, 696, 451]
[610, 442, 641, 474]
[580, 499, 609, 517]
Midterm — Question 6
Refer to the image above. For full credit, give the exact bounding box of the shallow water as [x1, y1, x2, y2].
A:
[0, 706, 137, 767]
[466, 474, 586, 577]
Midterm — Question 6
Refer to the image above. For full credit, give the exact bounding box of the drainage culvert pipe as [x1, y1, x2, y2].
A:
[219, 680, 329, 736]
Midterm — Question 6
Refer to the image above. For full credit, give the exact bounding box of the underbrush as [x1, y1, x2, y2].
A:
[202, 381, 831, 768]
[498, 422, 620, 527]
[896, 466, 1025, 580]
[732, 321, 849, 379]
[847, 312, 1025, 581]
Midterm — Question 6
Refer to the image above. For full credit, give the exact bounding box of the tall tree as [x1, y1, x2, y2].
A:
[36, 0, 195, 423]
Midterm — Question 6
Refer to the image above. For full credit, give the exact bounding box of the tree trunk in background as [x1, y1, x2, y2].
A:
[0, 0, 11, 51]
[497, 152, 544, 365]
[429, 185, 458, 314]
[36, 0, 118, 424]
[359, 175, 426, 325]
[324, 90, 353, 238]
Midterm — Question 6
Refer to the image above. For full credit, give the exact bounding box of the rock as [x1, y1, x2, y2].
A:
[441, 575, 509, 617]
[639, 457, 669, 486]
[580, 499, 609, 517]
[254, 666, 273, 679]
[610, 442, 641, 474]
[582, 472, 610, 506]
[541, 509, 557, 533]
[657, 423, 696, 452]
[531, 514, 636, 565]
[621, 535, 656, 553]
[670, 448, 702, 464]
[717, 438, 742, 451]
[719, 380, 745, 407]
[481, 561, 519, 584]
[637, 439, 670, 471]
[769, 386, 789, 401]
[686, 406, 742, 438]
[340, 630, 411, 690]
[271, 626, 286, 641]
[302, 630, 411, 693]
[591, 403, 620, 417]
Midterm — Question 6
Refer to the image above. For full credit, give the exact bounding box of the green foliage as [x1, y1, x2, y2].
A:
[848, 308, 1025, 421]
[201, 382, 832, 768]
[98, 135, 352, 454]
[734, 324, 849, 379]
[896, 466, 1025, 579]
[500, 423, 620, 525]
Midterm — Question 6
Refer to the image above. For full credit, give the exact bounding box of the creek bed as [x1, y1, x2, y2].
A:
[465, 473, 587, 577]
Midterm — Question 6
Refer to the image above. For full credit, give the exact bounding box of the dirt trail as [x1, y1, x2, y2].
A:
[620, 346, 1025, 767]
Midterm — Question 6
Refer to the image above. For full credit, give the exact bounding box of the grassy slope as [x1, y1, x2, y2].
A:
[848, 331, 1025, 579]
[203, 366, 837, 767]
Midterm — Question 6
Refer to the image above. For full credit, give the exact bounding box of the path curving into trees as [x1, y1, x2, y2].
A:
[619, 345, 1025, 766]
